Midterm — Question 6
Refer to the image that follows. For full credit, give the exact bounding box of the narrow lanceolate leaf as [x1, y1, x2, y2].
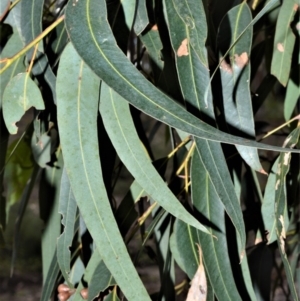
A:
[164, 0, 213, 117]
[195, 139, 246, 254]
[271, 0, 298, 86]
[275, 126, 300, 301]
[56, 43, 151, 301]
[64, 0, 300, 154]
[170, 152, 242, 300]
[40, 251, 60, 301]
[165, 0, 245, 253]
[19, 0, 57, 102]
[100, 84, 210, 234]
[284, 73, 300, 121]
[134, 0, 149, 35]
[0, 30, 25, 108]
[218, 2, 265, 173]
[172, 0, 208, 67]
[2, 72, 45, 134]
[57, 168, 78, 286]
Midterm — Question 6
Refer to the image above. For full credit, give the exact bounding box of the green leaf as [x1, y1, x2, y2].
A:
[283, 70, 300, 121]
[2, 72, 45, 134]
[40, 250, 60, 301]
[0, 0, 9, 19]
[275, 126, 300, 301]
[100, 84, 210, 234]
[56, 43, 151, 301]
[261, 157, 289, 245]
[134, 0, 149, 35]
[218, 2, 265, 173]
[64, 0, 300, 154]
[19, 0, 57, 102]
[40, 149, 63, 282]
[195, 139, 246, 253]
[190, 150, 243, 301]
[57, 168, 78, 286]
[271, 0, 298, 86]
[88, 256, 116, 301]
[165, 0, 245, 251]
[0, 29, 26, 108]
[172, 0, 208, 66]
[105, 288, 120, 301]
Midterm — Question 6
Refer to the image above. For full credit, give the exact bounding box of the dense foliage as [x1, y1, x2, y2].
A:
[0, 0, 299, 300]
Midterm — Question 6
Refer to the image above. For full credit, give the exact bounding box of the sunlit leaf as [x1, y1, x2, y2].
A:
[56, 43, 151, 301]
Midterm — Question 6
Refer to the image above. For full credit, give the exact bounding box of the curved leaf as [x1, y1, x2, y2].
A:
[170, 149, 244, 300]
[56, 43, 151, 301]
[2, 72, 45, 134]
[100, 84, 210, 234]
[64, 0, 300, 154]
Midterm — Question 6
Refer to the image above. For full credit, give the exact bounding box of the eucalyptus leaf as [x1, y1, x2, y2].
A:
[100, 84, 210, 234]
[56, 43, 151, 301]
[2, 72, 45, 134]
[64, 0, 300, 154]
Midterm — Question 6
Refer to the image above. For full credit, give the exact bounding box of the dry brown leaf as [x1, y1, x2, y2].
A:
[186, 244, 207, 301]
[177, 38, 189, 57]
[234, 52, 249, 69]
[277, 43, 284, 52]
